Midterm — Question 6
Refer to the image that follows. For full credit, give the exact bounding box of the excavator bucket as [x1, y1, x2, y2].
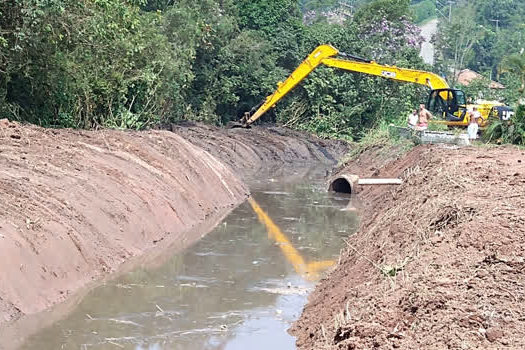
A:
[226, 121, 250, 129]
[226, 112, 252, 129]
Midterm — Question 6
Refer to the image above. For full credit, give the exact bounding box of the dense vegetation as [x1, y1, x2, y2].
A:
[434, 0, 525, 102]
[0, 0, 426, 139]
[433, 0, 525, 144]
[411, 0, 435, 24]
[1, 0, 524, 143]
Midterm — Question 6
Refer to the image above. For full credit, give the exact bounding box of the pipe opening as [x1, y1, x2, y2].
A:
[329, 178, 352, 194]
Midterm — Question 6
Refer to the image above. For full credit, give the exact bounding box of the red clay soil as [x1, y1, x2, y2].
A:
[291, 144, 525, 349]
[0, 120, 346, 326]
[0, 120, 248, 325]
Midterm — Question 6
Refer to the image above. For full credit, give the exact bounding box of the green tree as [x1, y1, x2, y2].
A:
[434, 4, 483, 86]
[0, 0, 430, 139]
[500, 52, 525, 101]
[410, 0, 436, 24]
[236, 0, 301, 33]
[141, 0, 173, 11]
[275, 0, 427, 139]
[1, 0, 180, 128]
[434, 0, 525, 106]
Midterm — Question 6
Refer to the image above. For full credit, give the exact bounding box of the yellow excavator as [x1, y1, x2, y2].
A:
[241, 44, 513, 128]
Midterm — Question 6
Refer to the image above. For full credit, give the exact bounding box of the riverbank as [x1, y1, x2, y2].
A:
[0, 120, 347, 326]
[292, 144, 525, 349]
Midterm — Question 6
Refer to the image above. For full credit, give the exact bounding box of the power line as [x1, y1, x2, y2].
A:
[436, 0, 455, 22]
[490, 18, 500, 31]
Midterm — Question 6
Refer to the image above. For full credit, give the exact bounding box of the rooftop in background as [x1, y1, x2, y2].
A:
[456, 69, 505, 89]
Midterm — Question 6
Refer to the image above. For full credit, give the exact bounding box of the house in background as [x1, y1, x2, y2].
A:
[455, 69, 505, 89]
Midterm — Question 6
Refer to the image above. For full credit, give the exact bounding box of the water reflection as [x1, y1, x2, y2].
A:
[21, 170, 359, 350]
[248, 198, 335, 281]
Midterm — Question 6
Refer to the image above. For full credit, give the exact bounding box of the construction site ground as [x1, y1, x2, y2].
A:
[2, 118, 525, 350]
[291, 144, 525, 349]
[0, 120, 346, 327]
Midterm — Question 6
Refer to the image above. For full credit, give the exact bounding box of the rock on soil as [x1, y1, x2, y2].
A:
[291, 144, 525, 349]
[0, 120, 345, 325]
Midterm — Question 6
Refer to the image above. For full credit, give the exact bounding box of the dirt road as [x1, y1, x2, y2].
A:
[292, 145, 525, 349]
[0, 120, 346, 325]
[420, 19, 438, 65]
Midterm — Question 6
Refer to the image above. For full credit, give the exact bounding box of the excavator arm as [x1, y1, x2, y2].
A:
[243, 44, 449, 126]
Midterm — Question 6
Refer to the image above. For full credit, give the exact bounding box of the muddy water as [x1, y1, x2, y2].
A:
[21, 169, 359, 350]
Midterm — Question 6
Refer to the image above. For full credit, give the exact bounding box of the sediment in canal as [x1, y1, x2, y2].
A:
[291, 144, 525, 349]
[0, 120, 347, 326]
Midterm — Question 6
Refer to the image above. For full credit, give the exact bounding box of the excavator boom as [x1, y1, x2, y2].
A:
[243, 45, 338, 125]
[321, 58, 449, 89]
[243, 44, 449, 126]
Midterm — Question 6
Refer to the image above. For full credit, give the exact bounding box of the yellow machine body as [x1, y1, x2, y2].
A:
[243, 44, 508, 128]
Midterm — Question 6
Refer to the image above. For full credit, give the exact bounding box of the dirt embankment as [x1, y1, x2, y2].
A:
[168, 123, 348, 175]
[292, 145, 525, 349]
[0, 120, 346, 326]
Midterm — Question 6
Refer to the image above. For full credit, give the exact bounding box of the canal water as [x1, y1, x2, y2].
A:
[21, 168, 359, 349]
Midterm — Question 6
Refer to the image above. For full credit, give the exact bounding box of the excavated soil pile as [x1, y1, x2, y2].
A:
[0, 120, 345, 325]
[292, 145, 525, 349]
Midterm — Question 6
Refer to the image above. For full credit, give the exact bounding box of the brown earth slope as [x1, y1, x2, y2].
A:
[168, 123, 348, 174]
[292, 145, 525, 349]
[0, 120, 346, 326]
[0, 121, 248, 324]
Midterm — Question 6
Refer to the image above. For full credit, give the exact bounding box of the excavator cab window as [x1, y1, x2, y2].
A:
[454, 90, 466, 106]
[427, 89, 466, 121]
[428, 90, 445, 113]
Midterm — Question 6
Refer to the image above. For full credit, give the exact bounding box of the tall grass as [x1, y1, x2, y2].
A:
[483, 105, 525, 145]
[338, 121, 415, 167]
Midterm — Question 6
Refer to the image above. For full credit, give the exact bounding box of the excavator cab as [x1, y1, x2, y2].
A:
[426, 88, 467, 122]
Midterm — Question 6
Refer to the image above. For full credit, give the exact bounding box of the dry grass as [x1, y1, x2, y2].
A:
[294, 145, 525, 349]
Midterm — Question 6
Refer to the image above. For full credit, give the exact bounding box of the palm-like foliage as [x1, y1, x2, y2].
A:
[483, 105, 525, 145]
[500, 52, 525, 98]
[486, 52, 525, 145]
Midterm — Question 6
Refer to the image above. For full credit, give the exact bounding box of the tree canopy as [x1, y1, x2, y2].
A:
[3, 0, 522, 142]
[434, 0, 525, 104]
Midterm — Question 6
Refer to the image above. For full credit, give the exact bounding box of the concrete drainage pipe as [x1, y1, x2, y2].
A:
[328, 173, 403, 194]
[327, 174, 359, 194]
